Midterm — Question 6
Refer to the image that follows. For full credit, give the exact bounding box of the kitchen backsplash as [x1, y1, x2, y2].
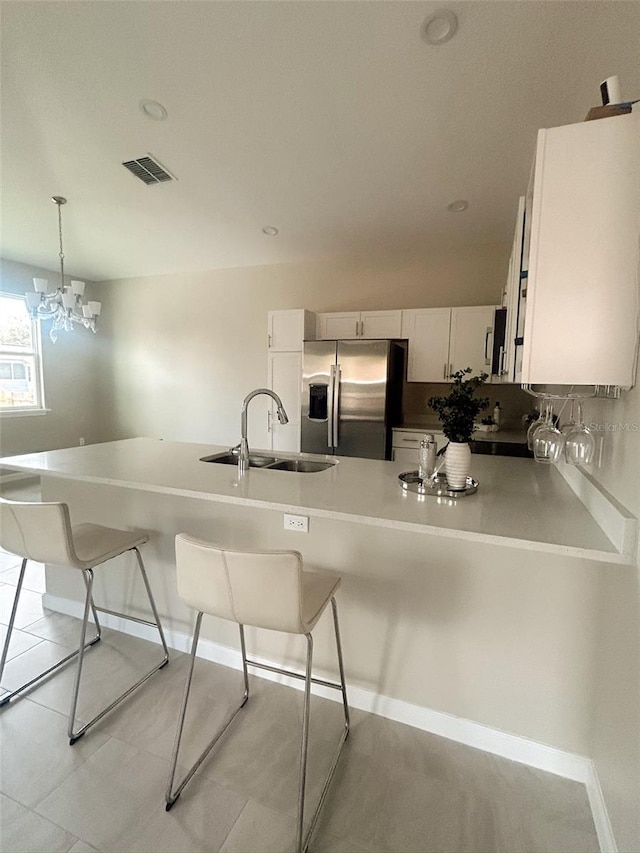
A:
[402, 381, 535, 431]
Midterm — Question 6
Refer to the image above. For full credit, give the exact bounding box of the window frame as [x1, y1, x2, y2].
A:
[0, 292, 47, 416]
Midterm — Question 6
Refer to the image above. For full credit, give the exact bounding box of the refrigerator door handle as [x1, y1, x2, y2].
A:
[333, 363, 341, 448]
[328, 365, 336, 447]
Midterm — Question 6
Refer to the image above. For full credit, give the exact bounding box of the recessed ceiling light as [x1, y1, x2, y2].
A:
[139, 99, 168, 121]
[422, 10, 458, 45]
[262, 226, 279, 236]
[447, 199, 469, 212]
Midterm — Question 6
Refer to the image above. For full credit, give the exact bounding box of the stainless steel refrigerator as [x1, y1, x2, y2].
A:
[301, 339, 405, 460]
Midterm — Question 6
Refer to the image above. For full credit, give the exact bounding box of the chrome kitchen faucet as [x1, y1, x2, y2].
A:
[231, 388, 289, 475]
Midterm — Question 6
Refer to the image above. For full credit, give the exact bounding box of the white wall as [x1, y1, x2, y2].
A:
[0, 259, 103, 457]
[94, 245, 508, 449]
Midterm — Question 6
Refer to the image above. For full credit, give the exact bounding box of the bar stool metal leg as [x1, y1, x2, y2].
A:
[67, 548, 170, 744]
[0, 559, 101, 709]
[331, 597, 350, 734]
[296, 598, 350, 853]
[296, 634, 313, 853]
[165, 615, 249, 810]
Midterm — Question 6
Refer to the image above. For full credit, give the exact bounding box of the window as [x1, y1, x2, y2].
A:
[0, 293, 45, 412]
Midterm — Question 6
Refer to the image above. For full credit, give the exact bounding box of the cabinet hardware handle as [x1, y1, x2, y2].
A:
[401, 438, 420, 443]
[267, 410, 272, 432]
[499, 345, 506, 375]
[443, 363, 447, 379]
[449, 363, 453, 378]
[268, 333, 272, 347]
[333, 364, 341, 446]
[355, 320, 359, 337]
[484, 327, 492, 364]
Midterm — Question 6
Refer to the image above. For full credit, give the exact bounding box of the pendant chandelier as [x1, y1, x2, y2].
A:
[25, 196, 101, 343]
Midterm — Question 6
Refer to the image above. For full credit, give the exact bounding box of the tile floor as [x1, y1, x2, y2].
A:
[0, 481, 600, 853]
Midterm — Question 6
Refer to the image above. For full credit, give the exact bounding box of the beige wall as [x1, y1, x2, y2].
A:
[94, 246, 508, 449]
[0, 259, 103, 457]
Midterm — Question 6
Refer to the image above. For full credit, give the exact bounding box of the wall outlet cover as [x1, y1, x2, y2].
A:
[284, 513, 309, 532]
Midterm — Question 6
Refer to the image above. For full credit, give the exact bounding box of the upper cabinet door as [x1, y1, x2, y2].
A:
[268, 310, 316, 351]
[316, 312, 360, 340]
[522, 112, 640, 386]
[360, 310, 402, 339]
[402, 308, 452, 382]
[449, 306, 496, 378]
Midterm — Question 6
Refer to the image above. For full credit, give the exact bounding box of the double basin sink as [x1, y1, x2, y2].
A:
[200, 452, 336, 474]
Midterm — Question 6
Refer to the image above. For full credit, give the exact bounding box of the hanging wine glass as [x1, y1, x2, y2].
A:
[560, 399, 576, 438]
[533, 402, 565, 464]
[527, 400, 548, 451]
[564, 402, 595, 466]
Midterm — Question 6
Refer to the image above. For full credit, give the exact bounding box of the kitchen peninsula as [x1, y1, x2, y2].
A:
[3, 438, 636, 770]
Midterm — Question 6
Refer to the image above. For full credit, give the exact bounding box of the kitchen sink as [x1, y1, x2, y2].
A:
[267, 459, 335, 473]
[200, 452, 335, 473]
[200, 453, 278, 467]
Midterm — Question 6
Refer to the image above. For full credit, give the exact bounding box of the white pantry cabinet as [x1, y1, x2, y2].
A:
[316, 310, 402, 340]
[267, 351, 301, 452]
[402, 306, 496, 382]
[521, 111, 640, 386]
[267, 309, 316, 352]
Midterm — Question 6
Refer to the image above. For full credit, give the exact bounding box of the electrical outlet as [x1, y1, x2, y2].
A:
[79, 437, 85, 446]
[284, 513, 309, 533]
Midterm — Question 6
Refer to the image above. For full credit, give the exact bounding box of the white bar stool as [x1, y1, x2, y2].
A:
[0, 498, 169, 743]
[165, 534, 350, 853]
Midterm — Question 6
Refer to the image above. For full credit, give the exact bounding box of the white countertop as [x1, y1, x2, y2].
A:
[1, 438, 625, 563]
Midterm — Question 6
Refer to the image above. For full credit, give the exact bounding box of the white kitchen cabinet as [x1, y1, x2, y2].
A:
[360, 310, 402, 339]
[449, 306, 496, 378]
[316, 312, 360, 340]
[403, 305, 504, 383]
[401, 308, 452, 382]
[316, 310, 402, 340]
[267, 309, 316, 352]
[521, 111, 640, 386]
[267, 351, 301, 452]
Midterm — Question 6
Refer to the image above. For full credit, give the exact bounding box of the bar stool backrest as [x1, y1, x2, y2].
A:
[0, 498, 78, 566]
[175, 534, 306, 634]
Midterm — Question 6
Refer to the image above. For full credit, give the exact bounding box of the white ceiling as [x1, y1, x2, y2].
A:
[2, 1, 639, 282]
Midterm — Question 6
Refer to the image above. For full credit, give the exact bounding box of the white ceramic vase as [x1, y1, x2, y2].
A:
[445, 441, 471, 490]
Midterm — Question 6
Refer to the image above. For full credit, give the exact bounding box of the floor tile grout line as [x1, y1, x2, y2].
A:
[0, 785, 89, 847]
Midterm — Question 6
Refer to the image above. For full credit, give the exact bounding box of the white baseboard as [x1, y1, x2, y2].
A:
[42, 591, 616, 852]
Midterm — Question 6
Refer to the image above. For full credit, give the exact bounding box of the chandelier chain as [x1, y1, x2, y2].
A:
[57, 199, 65, 288]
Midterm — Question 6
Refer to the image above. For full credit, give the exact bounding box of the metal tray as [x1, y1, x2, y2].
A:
[398, 471, 478, 498]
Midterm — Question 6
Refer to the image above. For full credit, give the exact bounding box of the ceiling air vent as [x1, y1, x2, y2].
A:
[122, 154, 175, 185]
